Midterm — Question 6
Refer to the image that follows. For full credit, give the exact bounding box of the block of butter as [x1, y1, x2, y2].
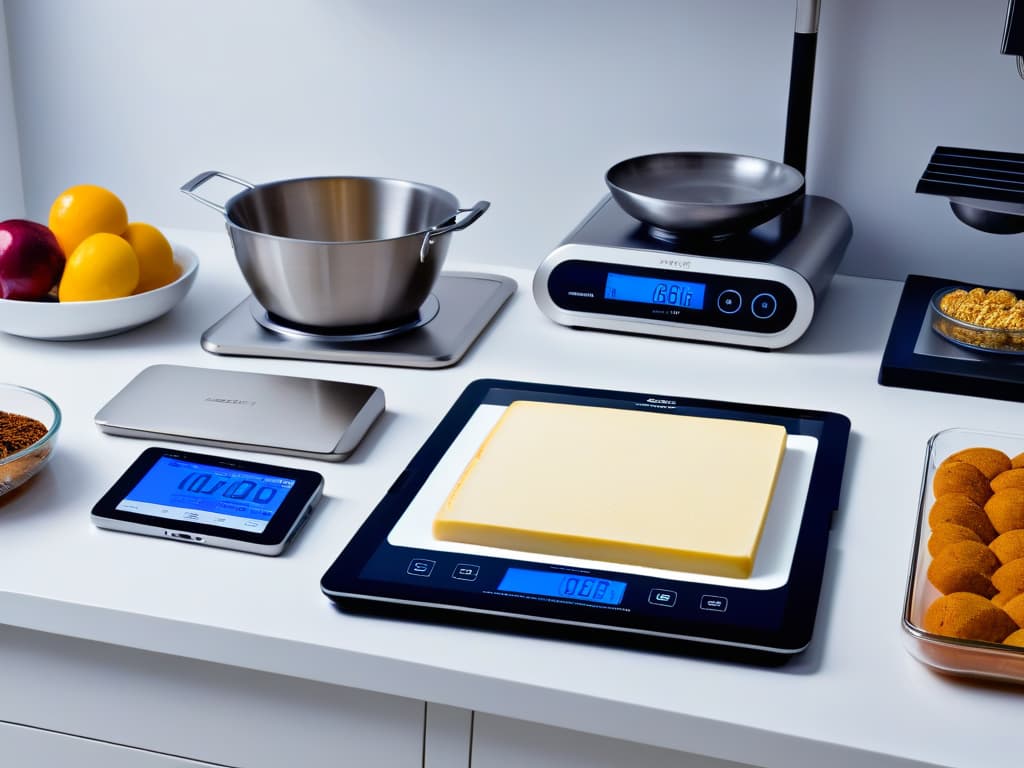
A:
[433, 401, 787, 578]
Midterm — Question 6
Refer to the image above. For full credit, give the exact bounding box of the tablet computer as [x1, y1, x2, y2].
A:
[92, 447, 325, 555]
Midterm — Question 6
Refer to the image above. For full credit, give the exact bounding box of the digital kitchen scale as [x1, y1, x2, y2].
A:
[201, 272, 516, 369]
[321, 379, 851, 660]
[879, 274, 1024, 403]
[533, 194, 852, 350]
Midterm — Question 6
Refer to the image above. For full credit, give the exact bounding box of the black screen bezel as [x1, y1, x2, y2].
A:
[91, 447, 325, 545]
[321, 379, 851, 655]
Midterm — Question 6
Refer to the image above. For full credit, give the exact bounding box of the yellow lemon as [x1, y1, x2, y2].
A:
[48, 184, 129, 257]
[123, 222, 179, 293]
[58, 233, 139, 302]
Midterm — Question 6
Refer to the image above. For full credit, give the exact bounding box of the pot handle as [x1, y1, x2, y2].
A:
[419, 200, 490, 262]
[180, 170, 255, 215]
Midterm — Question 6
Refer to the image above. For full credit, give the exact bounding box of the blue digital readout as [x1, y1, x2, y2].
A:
[604, 272, 706, 310]
[496, 568, 626, 606]
[117, 457, 295, 532]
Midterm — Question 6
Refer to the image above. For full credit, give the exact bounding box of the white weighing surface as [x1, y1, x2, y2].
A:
[389, 403, 818, 591]
[0, 228, 1020, 768]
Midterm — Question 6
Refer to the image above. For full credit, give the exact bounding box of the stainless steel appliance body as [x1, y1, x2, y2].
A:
[95, 364, 385, 461]
[182, 171, 488, 328]
[533, 195, 851, 349]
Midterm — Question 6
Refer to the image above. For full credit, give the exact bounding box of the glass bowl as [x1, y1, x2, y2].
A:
[929, 287, 1024, 355]
[0, 384, 61, 498]
[902, 428, 1024, 684]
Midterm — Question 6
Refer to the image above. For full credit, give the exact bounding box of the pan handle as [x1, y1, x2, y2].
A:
[180, 170, 255, 215]
[419, 200, 490, 262]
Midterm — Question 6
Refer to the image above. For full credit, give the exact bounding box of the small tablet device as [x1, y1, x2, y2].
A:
[92, 447, 325, 555]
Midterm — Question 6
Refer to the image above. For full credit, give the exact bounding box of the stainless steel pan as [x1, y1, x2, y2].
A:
[606, 152, 805, 236]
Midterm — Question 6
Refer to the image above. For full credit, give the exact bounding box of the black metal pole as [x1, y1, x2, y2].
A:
[783, 0, 821, 176]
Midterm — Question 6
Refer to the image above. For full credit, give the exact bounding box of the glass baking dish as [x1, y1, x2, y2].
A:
[902, 427, 1024, 684]
[930, 287, 1024, 354]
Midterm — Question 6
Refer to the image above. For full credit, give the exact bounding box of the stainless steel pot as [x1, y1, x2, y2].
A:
[181, 171, 489, 327]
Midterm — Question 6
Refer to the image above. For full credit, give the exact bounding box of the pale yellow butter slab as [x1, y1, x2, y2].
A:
[433, 401, 787, 578]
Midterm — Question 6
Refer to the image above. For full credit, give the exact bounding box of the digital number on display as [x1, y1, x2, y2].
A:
[604, 272, 706, 310]
[115, 457, 296, 533]
[496, 567, 627, 606]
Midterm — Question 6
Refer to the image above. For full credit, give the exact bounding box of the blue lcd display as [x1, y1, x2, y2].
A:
[604, 272, 706, 310]
[496, 568, 627, 606]
[116, 457, 296, 534]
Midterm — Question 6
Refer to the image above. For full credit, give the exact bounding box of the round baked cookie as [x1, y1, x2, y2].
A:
[1004, 629, 1024, 647]
[992, 558, 1024, 595]
[947, 447, 1012, 481]
[1002, 593, 1024, 628]
[928, 523, 983, 557]
[922, 592, 1018, 642]
[984, 489, 1024, 535]
[993, 591, 1015, 608]
[992, 467, 1024, 492]
[989, 529, 1024, 565]
[928, 493, 999, 543]
[1012, 452, 1024, 470]
[927, 540, 999, 596]
[933, 461, 993, 507]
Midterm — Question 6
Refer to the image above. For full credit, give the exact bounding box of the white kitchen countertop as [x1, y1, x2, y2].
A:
[0, 228, 1019, 768]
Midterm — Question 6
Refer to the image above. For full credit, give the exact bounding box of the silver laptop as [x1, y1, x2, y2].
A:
[95, 364, 384, 461]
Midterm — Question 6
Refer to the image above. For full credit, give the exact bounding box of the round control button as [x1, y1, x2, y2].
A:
[751, 293, 778, 319]
[717, 289, 742, 314]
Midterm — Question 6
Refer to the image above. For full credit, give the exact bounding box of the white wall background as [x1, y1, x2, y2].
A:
[3, 0, 1023, 284]
[0, 1, 23, 218]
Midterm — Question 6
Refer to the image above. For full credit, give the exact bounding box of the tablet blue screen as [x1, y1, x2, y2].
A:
[116, 457, 295, 533]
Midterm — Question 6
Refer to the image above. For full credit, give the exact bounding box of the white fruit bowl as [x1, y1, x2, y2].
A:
[0, 244, 198, 341]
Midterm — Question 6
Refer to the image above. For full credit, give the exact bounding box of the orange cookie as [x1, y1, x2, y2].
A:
[926, 540, 999, 597]
[1012, 452, 1024, 469]
[1002, 593, 1024, 627]
[984, 489, 1024, 535]
[928, 523, 983, 557]
[922, 592, 1018, 643]
[991, 467, 1024, 492]
[989, 530, 1024, 565]
[993, 591, 1015, 608]
[928, 493, 998, 543]
[992, 558, 1024, 595]
[947, 447, 1012, 481]
[933, 461, 993, 506]
[1004, 629, 1024, 647]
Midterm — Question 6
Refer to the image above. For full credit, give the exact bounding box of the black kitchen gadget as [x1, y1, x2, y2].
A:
[92, 447, 324, 556]
[321, 379, 850, 659]
[879, 274, 1024, 403]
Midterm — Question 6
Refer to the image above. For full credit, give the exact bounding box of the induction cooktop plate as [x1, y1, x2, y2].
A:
[201, 272, 517, 369]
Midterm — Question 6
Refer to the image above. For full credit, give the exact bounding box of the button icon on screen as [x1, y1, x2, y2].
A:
[452, 563, 480, 581]
[648, 588, 677, 607]
[407, 559, 436, 577]
[700, 594, 729, 612]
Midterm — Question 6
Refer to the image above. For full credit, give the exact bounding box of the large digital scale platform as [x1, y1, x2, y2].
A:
[321, 380, 850, 660]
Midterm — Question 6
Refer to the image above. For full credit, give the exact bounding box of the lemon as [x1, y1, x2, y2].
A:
[58, 233, 139, 302]
[48, 184, 129, 257]
[123, 222, 179, 293]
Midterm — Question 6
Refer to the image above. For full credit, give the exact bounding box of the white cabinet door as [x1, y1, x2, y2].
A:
[0, 720, 210, 767]
[0, 624, 424, 768]
[471, 712, 755, 768]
